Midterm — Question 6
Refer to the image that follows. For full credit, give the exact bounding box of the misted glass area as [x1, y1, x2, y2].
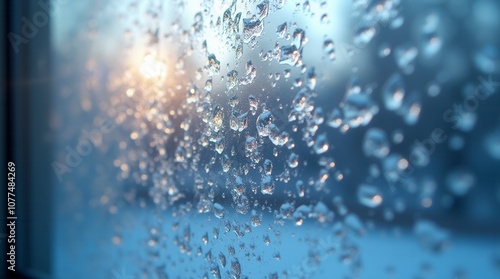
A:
[3, 0, 500, 278]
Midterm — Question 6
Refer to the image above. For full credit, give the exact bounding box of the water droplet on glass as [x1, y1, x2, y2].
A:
[226, 70, 238, 91]
[279, 45, 301, 66]
[251, 210, 262, 227]
[205, 79, 213, 93]
[231, 259, 242, 279]
[353, 22, 376, 47]
[363, 128, 390, 159]
[342, 93, 379, 128]
[263, 159, 273, 175]
[219, 253, 227, 268]
[398, 91, 422, 125]
[276, 22, 287, 38]
[378, 42, 391, 57]
[256, 111, 274, 137]
[320, 13, 329, 24]
[421, 32, 442, 57]
[323, 39, 336, 61]
[210, 264, 221, 279]
[427, 81, 441, 97]
[293, 205, 312, 226]
[383, 154, 408, 183]
[287, 152, 299, 168]
[392, 129, 404, 144]
[214, 137, 225, 154]
[206, 54, 221, 76]
[257, 1, 269, 20]
[314, 133, 329, 154]
[383, 73, 405, 111]
[394, 44, 419, 74]
[261, 175, 275, 195]
[314, 201, 334, 223]
[357, 184, 383, 208]
[213, 203, 225, 219]
[209, 105, 224, 132]
[292, 28, 307, 49]
[243, 18, 264, 44]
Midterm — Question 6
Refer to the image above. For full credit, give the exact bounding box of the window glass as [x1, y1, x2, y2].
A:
[51, 0, 500, 278]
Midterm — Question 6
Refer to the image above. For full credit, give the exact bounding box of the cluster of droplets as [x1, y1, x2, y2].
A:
[326, 77, 379, 132]
[116, 0, 417, 233]
[98, 0, 500, 277]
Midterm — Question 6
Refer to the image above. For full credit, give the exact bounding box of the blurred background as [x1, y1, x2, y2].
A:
[2, 0, 500, 278]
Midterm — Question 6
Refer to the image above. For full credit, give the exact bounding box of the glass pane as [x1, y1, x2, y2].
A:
[47, 0, 500, 278]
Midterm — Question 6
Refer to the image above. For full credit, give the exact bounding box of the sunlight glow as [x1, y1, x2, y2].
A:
[140, 54, 167, 81]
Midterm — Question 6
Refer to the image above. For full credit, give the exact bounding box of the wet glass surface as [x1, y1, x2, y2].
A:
[41, 0, 500, 278]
